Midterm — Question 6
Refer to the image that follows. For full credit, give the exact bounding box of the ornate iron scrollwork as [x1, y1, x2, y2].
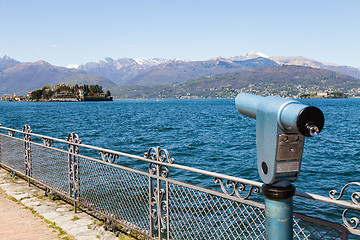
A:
[66, 132, 81, 210]
[23, 125, 32, 139]
[145, 146, 174, 178]
[329, 182, 360, 204]
[98, 150, 119, 163]
[22, 125, 32, 181]
[150, 187, 167, 233]
[66, 132, 81, 154]
[342, 208, 360, 230]
[42, 137, 53, 147]
[7, 130, 15, 137]
[329, 182, 360, 230]
[145, 146, 174, 238]
[214, 178, 261, 200]
[144, 146, 175, 164]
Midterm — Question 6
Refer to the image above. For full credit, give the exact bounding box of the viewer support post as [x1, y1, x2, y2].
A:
[235, 93, 324, 240]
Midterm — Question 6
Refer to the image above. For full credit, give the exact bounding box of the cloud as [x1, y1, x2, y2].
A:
[51, 44, 57, 48]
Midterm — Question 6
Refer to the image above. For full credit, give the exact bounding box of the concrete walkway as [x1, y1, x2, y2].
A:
[0, 168, 131, 240]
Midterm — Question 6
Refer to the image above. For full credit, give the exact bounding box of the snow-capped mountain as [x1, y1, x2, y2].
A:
[133, 57, 170, 68]
[268, 56, 360, 79]
[2, 52, 359, 95]
[76, 53, 360, 86]
[79, 57, 169, 69]
[230, 52, 270, 61]
[78, 55, 278, 86]
[77, 57, 165, 85]
[0, 56, 116, 95]
[66, 64, 79, 69]
[0, 55, 20, 71]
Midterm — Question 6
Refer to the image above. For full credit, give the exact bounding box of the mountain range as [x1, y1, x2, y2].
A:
[77, 52, 360, 85]
[0, 57, 116, 95]
[110, 65, 360, 99]
[1, 53, 359, 97]
[77, 56, 278, 86]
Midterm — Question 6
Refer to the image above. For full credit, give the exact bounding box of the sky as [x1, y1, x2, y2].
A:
[0, 0, 359, 67]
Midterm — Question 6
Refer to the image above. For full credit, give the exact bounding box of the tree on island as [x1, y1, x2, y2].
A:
[89, 84, 102, 93]
[31, 89, 43, 100]
[83, 85, 90, 96]
[42, 84, 51, 90]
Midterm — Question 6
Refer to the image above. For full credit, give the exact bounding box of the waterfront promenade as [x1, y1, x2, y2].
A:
[0, 190, 61, 239]
[0, 168, 125, 240]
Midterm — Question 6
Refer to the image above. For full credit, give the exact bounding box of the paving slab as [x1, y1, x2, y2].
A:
[0, 186, 61, 240]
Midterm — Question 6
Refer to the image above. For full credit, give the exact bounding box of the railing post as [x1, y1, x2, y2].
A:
[23, 125, 32, 186]
[66, 132, 81, 213]
[149, 175, 154, 237]
[0, 138, 1, 163]
[145, 147, 174, 240]
[263, 184, 295, 240]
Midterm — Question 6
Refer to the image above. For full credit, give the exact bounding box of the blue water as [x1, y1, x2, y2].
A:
[0, 98, 359, 221]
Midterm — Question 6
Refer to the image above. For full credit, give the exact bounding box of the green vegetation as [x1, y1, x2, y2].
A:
[111, 65, 360, 99]
[71, 215, 80, 221]
[29, 84, 112, 101]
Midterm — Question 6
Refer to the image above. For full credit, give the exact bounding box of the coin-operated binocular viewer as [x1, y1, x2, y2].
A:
[235, 93, 324, 240]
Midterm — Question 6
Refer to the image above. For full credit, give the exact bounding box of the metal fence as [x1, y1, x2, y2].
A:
[0, 124, 359, 239]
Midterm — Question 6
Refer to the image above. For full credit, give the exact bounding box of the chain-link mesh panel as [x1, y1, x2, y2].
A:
[0, 135, 25, 174]
[168, 183, 266, 240]
[0, 132, 357, 240]
[293, 216, 344, 240]
[31, 144, 70, 195]
[78, 157, 150, 234]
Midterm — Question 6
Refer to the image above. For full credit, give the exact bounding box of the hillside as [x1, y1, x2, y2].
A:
[77, 57, 169, 85]
[2, 54, 360, 98]
[77, 54, 360, 88]
[122, 57, 278, 86]
[269, 56, 360, 79]
[0, 57, 117, 95]
[79, 57, 278, 86]
[110, 65, 360, 99]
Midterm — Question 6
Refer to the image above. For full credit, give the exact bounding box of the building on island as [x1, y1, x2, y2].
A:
[1, 94, 24, 101]
[317, 92, 328, 97]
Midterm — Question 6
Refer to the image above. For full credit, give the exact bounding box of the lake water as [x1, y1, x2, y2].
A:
[0, 98, 359, 221]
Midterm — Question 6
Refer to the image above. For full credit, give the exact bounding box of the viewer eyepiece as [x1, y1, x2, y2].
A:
[306, 124, 320, 137]
[296, 106, 324, 137]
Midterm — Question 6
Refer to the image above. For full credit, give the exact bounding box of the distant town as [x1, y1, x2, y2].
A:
[1, 84, 112, 102]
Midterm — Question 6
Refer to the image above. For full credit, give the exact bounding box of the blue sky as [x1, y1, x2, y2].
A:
[0, 0, 359, 67]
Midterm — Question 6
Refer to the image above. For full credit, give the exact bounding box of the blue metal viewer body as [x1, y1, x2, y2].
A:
[235, 93, 324, 185]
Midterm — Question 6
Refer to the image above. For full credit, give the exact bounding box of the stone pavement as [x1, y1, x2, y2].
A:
[0, 189, 61, 240]
[0, 168, 130, 240]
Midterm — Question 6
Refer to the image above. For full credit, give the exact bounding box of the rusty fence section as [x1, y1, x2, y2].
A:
[0, 125, 359, 239]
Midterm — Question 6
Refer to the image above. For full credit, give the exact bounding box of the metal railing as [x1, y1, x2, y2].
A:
[0, 124, 359, 239]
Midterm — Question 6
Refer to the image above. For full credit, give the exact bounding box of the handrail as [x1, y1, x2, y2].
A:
[0, 125, 359, 211]
[295, 190, 360, 211]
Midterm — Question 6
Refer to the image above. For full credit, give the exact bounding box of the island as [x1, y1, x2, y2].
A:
[28, 84, 112, 102]
[298, 91, 348, 99]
